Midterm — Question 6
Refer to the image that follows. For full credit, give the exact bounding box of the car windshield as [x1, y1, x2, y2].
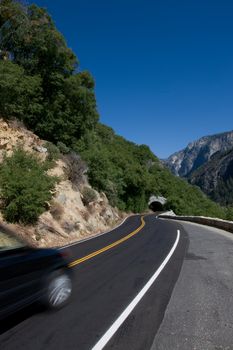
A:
[0, 226, 26, 251]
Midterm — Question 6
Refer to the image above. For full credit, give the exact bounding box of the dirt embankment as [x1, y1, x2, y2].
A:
[0, 119, 125, 247]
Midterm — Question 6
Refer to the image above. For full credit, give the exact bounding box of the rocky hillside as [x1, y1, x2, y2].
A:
[189, 148, 233, 205]
[165, 131, 233, 177]
[0, 119, 122, 247]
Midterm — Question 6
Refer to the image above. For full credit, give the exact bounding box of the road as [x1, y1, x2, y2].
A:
[0, 215, 232, 349]
[151, 220, 233, 350]
[0, 215, 187, 349]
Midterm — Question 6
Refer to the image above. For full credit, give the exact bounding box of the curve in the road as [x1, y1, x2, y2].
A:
[0, 215, 187, 350]
[69, 216, 145, 267]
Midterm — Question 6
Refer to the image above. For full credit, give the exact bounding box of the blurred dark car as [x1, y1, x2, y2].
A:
[0, 223, 73, 320]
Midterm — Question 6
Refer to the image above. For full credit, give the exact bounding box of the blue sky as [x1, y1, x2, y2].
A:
[31, 0, 233, 158]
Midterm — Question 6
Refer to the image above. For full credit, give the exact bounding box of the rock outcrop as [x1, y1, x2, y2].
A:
[0, 118, 123, 247]
[165, 131, 233, 177]
[188, 148, 233, 205]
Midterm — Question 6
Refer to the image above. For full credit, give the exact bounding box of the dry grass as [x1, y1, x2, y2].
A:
[81, 210, 90, 222]
[50, 201, 64, 221]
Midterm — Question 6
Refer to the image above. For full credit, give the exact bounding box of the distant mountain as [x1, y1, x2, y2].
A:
[165, 131, 233, 177]
[188, 148, 233, 205]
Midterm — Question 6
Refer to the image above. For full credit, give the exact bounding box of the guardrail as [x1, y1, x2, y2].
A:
[158, 214, 233, 233]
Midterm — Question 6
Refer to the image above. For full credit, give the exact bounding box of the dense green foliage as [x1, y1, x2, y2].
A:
[0, 60, 42, 122]
[0, 148, 57, 224]
[0, 1, 231, 221]
[0, 0, 99, 145]
[77, 124, 227, 218]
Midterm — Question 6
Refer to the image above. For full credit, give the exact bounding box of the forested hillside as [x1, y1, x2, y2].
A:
[77, 123, 228, 217]
[0, 0, 231, 221]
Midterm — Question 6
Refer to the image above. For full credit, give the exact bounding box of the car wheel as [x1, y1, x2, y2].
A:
[44, 270, 72, 309]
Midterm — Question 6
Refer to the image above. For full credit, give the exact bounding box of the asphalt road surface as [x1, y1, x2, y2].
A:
[1, 215, 232, 350]
[151, 220, 233, 350]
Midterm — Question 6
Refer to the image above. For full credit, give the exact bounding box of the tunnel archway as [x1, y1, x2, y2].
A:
[148, 195, 167, 213]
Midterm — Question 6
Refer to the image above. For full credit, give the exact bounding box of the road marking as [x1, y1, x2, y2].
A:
[91, 229, 181, 350]
[68, 216, 145, 268]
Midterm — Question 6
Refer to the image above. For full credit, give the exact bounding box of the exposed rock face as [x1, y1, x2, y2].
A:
[188, 148, 233, 205]
[0, 118, 122, 247]
[0, 119, 43, 161]
[165, 131, 233, 177]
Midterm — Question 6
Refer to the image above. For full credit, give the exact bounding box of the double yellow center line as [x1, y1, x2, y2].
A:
[69, 216, 145, 268]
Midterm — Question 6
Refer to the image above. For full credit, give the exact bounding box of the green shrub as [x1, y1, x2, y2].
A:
[44, 141, 60, 162]
[0, 148, 57, 224]
[81, 186, 97, 206]
[225, 206, 233, 221]
[57, 141, 70, 154]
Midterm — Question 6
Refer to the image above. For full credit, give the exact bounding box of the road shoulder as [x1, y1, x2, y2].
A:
[151, 220, 233, 350]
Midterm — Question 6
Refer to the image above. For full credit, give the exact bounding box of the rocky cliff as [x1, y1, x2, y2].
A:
[0, 119, 123, 247]
[165, 131, 233, 177]
[188, 148, 233, 205]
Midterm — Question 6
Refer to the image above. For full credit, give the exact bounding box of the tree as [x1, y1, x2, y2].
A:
[0, 0, 76, 77]
[0, 0, 99, 146]
[35, 71, 99, 144]
[0, 60, 42, 123]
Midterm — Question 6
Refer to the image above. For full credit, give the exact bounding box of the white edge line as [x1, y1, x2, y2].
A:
[59, 215, 136, 250]
[91, 229, 181, 350]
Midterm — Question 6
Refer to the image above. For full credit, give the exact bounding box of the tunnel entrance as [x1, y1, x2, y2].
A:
[149, 201, 164, 212]
[148, 195, 167, 213]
